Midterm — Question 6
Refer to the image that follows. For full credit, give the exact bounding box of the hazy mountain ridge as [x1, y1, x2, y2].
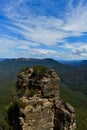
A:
[0, 58, 70, 82]
[59, 60, 87, 66]
[0, 58, 5, 62]
[0, 58, 87, 96]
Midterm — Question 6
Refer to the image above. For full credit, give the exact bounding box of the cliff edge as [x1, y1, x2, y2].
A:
[8, 66, 76, 130]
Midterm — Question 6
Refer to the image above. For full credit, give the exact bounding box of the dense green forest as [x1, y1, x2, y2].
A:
[0, 58, 87, 129]
[60, 84, 87, 130]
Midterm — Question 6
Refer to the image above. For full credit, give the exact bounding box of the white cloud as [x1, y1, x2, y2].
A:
[0, 35, 61, 59]
[0, 0, 87, 60]
[3, 16, 84, 47]
[64, 1, 87, 33]
[64, 42, 87, 52]
[1, 35, 87, 60]
[2, 0, 87, 47]
[60, 42, 87, 59]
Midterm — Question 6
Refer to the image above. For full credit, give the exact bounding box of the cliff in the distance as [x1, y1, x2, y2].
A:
[8, 66, 76, 130]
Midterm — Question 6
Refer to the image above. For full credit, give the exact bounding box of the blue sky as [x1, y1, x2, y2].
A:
[0, 0, 87, 60]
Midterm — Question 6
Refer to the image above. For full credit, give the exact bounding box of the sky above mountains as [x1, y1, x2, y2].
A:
[0, 0, 87, 60]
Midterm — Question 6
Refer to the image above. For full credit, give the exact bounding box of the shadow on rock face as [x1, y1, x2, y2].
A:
[8, 103, 22, 130]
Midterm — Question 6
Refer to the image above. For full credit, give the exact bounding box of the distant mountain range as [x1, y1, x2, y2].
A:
[0, 58, 87, 96]
[0, 58, 5, 62]
[1, 58, 87, 66]
[59, 60, 87, 66]
[0, 58, 70, 81]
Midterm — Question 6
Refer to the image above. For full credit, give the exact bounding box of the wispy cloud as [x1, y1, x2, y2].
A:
[0, 0, 87, 59]
[60, 42, 87, 59]
[64, 0, 87, 33]
[0, 35, 61, 59]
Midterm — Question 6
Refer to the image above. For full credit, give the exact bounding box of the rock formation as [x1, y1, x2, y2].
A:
[8, 66, 76, 130]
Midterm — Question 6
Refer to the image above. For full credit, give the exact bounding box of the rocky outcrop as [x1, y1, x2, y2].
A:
[8, 66, 76, 130]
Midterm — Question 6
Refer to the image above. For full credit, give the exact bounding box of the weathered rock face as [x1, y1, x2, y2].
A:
[8, 66, 76, 130]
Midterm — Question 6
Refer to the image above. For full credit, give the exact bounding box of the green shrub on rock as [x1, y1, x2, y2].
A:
[33, 66, 48, 76]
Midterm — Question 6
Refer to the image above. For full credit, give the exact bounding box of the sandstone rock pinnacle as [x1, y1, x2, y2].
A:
[8, 66, 76, 130]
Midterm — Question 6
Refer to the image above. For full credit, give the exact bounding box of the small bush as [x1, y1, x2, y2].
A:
[33, 66, 48, 76]
[16, 99, 25, 108]
[26, 90, 36, 98]
[18, 88, 26, 97]
[20, 67, 29, 72]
